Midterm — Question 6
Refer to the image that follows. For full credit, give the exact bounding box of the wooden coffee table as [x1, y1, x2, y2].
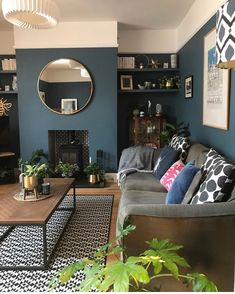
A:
[0, 178, 75, 270]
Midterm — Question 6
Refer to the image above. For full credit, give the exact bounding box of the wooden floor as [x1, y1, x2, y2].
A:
[75, 181, 121, 264]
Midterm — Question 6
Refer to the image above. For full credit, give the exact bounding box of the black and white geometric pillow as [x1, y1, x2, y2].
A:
[191, 159, 235, 204]
[169, 135, 190, 162]
[201, 149, 224, 177]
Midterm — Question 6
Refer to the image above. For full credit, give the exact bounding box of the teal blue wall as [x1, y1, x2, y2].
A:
[16, 48, 117, 171]
[176, 16, 235, 160]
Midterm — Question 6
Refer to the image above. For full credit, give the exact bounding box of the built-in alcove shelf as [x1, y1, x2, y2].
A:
[118, 89, 179, 93]
[0, 91, 18, 94]
[0, 70, 17, 74]
[0, 152, 15, 158]
[118, 68, 179, 72]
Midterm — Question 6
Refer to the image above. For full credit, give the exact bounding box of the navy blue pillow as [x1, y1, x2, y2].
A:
[166, 161, 200, 204]
[153, 146, 179, 180]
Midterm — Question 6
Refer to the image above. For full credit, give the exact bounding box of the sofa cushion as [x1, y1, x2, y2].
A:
[191, 159, 235, 204]
[169, 135, 190, 162]
[181, 170, 202, 204]
[160, 160, 185, 191]
[186, 142, 209, 168]
[201, 149, 224, 177]
[117, 190, 167, 236]
[166, 162, 200, 204]
[123, 172, 167, 192]
[153, 146, 179, 180]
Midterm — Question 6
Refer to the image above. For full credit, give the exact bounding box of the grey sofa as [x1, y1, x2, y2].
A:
[117, 142, 235, 292]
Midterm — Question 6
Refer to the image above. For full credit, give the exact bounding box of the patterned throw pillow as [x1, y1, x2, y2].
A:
[153, 146, 179, 180]
[191, 159, 235, 204]
[166, 161, 200, 204]
[160, 160, 185, 191]
[200, 148, 224, 179]
[169, 135, 191, 162]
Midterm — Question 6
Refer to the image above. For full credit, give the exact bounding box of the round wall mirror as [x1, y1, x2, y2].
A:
[37, 58, 93, 115]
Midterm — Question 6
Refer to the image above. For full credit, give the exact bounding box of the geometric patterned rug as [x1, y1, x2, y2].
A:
[0, 195, 113, 292]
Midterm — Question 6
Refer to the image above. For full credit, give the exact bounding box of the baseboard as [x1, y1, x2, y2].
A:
[105, 173, 117, 183]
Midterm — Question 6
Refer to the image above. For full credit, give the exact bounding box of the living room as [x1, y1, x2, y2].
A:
[0, 0, 234, 292]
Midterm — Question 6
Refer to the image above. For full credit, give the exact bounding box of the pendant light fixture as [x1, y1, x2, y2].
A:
[216, 0, 235, 68]
[1, 0, 60, 29]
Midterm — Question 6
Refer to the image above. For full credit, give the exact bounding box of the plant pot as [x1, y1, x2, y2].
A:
[89, 174, 99, 184]
[24, 175, 38, 190]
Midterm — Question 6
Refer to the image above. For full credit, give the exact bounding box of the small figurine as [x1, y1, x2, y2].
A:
[149, 58, 161, 68]
[147, 100, 152, 117]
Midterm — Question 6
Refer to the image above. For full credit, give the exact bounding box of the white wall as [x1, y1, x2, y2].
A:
[14, 21, 118, 49]
[0, 0, 228, 53]
[118, 0, 227, 53]
[0, 30, 15, 54]
[177, 0, 227, 51]
[118, 29, 177, 53]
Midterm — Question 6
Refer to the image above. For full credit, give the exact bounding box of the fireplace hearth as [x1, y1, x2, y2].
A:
[48, 130, 89, 177]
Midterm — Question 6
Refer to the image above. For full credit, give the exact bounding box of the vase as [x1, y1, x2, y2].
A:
[89, 174, 99, 183]
[24, 175, 38, 190]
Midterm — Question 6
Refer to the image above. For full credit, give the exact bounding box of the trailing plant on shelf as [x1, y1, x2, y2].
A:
[49, 225, 217, 292]
[55, 161, 79, 178]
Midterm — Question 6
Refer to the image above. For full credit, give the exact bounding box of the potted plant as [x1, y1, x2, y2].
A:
[83, 162, 103, 183]
[55, 161, 79, 178]
[49, 225, 217, 292]
[22, 163, 48, 191]
[161, 121, 190, 145]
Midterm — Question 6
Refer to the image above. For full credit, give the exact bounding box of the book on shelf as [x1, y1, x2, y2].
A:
[118, 56, 135, 69]
[1, 58, 17, 71]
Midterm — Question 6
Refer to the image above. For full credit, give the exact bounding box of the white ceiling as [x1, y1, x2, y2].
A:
[0, 0, 195, 31]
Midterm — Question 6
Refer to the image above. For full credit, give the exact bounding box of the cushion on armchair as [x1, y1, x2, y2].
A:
[153, 146, 179, 180]
[165, 161, 200, 204]
[169, 135, 191, 162]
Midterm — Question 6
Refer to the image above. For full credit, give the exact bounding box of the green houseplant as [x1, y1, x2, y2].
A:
[22, 163, 48, 191]
[83, 162, 104, 183]
[49, 225, 217, 292]
[161, 121, 190, 145]
[55, 161, 79, 178]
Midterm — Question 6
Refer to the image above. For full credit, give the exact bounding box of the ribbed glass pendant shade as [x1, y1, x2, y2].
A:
[2, 0, 60, 29]
[216, 0, 235, 69]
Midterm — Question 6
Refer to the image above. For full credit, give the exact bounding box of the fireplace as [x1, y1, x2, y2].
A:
[48, 130, 89, 177]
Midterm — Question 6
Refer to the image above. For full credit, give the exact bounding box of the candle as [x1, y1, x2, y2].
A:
[42, 183, 50, 195]
[89, 156, 92, 163]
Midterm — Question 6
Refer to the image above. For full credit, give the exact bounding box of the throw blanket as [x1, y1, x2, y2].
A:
[117, 145, 155, 185]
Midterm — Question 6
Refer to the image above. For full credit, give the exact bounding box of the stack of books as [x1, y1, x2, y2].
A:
[118, 56, 135, 69]
[1, 58, 17, 71]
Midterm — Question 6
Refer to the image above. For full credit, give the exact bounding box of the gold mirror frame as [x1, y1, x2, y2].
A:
[37, 58, 93, 115]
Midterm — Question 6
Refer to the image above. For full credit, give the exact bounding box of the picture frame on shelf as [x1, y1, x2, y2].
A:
[203, 28, 230, 130]
[61, 98, 78, 114]
[120, 75, 133, 90]
[184, 76, 193, 98]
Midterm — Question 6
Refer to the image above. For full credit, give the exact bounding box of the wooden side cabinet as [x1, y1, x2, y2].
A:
[129, 116, 166, 148]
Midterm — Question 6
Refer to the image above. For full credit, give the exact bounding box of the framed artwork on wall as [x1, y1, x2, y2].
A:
[203, 27, 230, 130]
[120, 75, 133, 90]
[184, 76, 193, 98]
[61, 98, 78, 114]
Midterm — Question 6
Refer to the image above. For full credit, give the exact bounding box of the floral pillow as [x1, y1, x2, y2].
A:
[160, 160, 185, 191]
